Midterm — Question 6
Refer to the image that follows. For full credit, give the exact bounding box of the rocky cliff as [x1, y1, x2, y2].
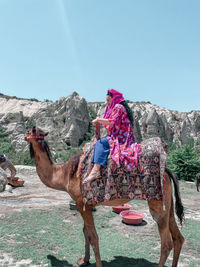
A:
[89, 101, 200, 144]
[0, 92, 200, 162]
[0, 92, 90, 157]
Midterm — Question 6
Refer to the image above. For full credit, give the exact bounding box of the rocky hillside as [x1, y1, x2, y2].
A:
[0, 92, 200, 164]
[0, 93, 49, 117]
[90, 101, 200, 144]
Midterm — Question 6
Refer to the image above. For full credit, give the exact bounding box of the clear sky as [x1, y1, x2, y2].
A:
[0, 0, 200, 112]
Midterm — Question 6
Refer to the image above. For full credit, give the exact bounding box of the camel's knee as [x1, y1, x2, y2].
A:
[164, 237, 173, 252]
[169, 218, 184, 243]
[173, 233, 185, 247]
[161, 245, 172, 256]
[160, 227, 173, 251]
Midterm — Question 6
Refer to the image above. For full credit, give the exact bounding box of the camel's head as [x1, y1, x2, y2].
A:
[25, 126, 52, 161]
[25, 126, 49, 143]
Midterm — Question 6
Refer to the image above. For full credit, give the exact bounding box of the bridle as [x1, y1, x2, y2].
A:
[26, 135, 44, 140]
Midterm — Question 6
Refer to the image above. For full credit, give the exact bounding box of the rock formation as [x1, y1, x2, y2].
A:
[0, 91, 200, 161]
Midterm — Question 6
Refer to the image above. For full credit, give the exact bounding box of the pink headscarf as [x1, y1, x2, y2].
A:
[104, 89, 125, 119]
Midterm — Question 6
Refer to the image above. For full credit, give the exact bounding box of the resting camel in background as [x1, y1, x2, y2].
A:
[25, 126, 184, 267]
[0, 154, 16, 177]
[196, 173, 200, 192]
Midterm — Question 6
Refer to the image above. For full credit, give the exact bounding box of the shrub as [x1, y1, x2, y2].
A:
[44, 99, 53, 102]
[167, 141, 200, 182]
[0, 127, 9, 138]
[53, 147, 82, 163]
[87, 106, 97, 120]
[25, 121, 35, 130]
[14, 150, 35, 166]
[62, 115, 66, 123]
[0, 126, 35, 166]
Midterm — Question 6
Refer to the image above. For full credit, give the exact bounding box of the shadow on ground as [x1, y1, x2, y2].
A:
[122, 219, 147, 226]
[47, 255, 159, 267]
[47, 255, 73, 267]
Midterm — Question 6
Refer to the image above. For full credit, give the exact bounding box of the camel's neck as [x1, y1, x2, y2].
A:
[32, 143, 67, 191]
[30, 141, 82, 201]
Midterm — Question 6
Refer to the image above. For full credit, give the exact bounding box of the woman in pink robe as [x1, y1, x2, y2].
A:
[83, 89, 141, 184]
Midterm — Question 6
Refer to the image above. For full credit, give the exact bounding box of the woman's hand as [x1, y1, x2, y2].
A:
[92, 117, 112, 126]
[92, 117, 100, 125]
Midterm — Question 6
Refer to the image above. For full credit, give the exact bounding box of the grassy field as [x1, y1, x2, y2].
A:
[0, 204, 200, 267]
[0, 181, 200, 267]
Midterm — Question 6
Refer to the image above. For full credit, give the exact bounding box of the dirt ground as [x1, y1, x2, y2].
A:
[0, 165, 199, 219]
[1, 165, 200, 241]
[0, 165, 200, 267]
[0, 166, 71, 216]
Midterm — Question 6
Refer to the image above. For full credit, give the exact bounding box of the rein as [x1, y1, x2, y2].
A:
[27, 135, 44, 140]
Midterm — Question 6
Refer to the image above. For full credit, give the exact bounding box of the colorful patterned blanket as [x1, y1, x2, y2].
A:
[80, 137, 166, 205]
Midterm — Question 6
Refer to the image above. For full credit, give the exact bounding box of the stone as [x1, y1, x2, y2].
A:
[5, 184, 13, 193]
[0, 169, 7, 192]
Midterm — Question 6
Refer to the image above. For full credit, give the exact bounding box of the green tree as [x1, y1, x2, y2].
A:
[0, 126, 35, 166]
[167, 141, 200, 181]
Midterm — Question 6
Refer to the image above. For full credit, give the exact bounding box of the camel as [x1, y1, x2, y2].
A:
[25, 126, 185, 267]
[0, 154, 16, 177]
[196, 173, 200, 192]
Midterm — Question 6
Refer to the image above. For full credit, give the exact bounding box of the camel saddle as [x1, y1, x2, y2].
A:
[79, 137, 166, 205]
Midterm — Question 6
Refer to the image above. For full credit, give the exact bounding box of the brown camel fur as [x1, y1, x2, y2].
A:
[25, 126, 184, 267]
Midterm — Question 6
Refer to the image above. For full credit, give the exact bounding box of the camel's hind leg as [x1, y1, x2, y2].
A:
[148, 175, 173, 267]
[76, 201, 102, 267]
[148, 200, 173, 267]
[169, 197, 184, 267]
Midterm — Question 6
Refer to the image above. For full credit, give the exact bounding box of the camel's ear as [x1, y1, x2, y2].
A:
[44, 132, 49, 136]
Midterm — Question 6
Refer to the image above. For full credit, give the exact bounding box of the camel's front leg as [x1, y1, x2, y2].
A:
[83, 224, 90, 263]
[77, 202, 102, 267]
[77, 224, 90, 266]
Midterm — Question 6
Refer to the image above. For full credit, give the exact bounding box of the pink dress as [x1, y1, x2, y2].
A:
[105, 104, 141, 171]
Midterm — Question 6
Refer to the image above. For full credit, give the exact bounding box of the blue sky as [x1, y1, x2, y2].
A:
[0, 0, 200, 112]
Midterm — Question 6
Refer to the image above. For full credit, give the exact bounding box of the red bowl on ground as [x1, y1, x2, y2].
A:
[120, 210, 145, 225]
[112, 204, 131, 214]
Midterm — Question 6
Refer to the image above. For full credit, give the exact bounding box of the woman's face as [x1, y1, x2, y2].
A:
[106, 95, 112, 106]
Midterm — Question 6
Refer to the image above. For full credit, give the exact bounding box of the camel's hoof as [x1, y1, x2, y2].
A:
[77, 256, 90, 266]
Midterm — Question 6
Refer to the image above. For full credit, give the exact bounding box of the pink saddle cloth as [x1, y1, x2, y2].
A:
[79, 137, 166, 205]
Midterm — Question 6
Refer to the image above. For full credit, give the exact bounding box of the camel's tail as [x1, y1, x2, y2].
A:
[165, 168, 185, 226]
